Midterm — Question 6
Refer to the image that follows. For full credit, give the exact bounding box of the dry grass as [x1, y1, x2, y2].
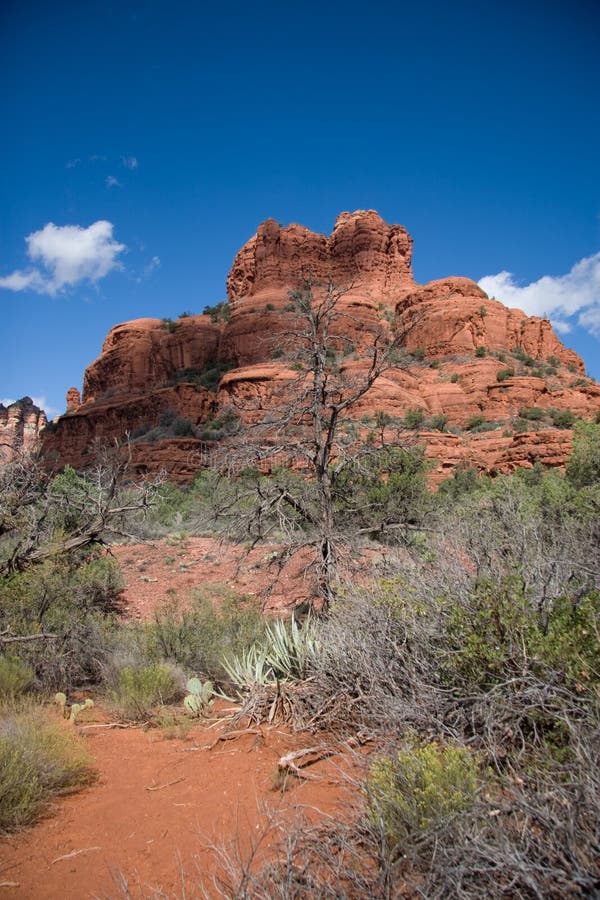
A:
[0, 702, 95, 833]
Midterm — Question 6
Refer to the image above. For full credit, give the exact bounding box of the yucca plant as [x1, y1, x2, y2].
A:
[264, 617, 320, 680]
[223, 617, 320, 688]
[222, 645, 272, 687]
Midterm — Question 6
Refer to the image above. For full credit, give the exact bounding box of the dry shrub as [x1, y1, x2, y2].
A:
[106, 661, 185, 721]
[0, 703, 94, 833]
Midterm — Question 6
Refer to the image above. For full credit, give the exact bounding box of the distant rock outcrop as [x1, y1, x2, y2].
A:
[0, 397, 47, 461]
[40, 210, 600, 481]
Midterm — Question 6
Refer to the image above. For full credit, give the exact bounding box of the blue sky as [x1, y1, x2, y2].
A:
[2, 0, 599, 418]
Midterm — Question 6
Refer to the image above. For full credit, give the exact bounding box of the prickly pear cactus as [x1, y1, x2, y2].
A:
[54, 692, 67, 717]
[183, 677, 214, 716]
[54, 691, 93, 722]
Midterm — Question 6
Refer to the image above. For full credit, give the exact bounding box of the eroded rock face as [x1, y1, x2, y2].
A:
[83, 315, 222, 403]
[39, 210, 599, 480]
[221, 210, 415, 365]
[0, 398, 47, 462]
[227, 210, 414, 302]
[42, 384, 216, 475]
[396, 277, 584, 370]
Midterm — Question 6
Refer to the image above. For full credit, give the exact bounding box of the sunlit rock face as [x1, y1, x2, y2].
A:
[0, 397, 47, 462]
[40, 210, 599, 482]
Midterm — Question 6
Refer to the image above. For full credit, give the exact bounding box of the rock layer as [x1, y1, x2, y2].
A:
[0, 398, 47, 461]
[39, 210, 599, 481]
[83, 315, 221, 403]
[396, 277, 583, 370]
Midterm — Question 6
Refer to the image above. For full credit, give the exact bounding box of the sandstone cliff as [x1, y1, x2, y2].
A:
[40, 210, 600, 481]
[0, 397, 47, 462]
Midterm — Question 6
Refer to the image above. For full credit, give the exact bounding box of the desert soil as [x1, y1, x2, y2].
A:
[0, 710, 355, 898]
[0, 538, 364, 898]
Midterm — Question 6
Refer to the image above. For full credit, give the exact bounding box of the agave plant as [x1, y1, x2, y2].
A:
[264, 617, 320, 681]
[222, 644, 273, 686]
[223, 617, 320, 688]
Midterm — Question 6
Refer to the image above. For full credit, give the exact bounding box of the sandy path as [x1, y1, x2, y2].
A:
[0, 713, 352, 898]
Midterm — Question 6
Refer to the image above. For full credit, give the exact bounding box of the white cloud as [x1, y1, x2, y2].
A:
[135, 255, 161, 283]
[578, 306, 600, 338]
[105, 175, 122, 188]
[478, 251, 600, 337]
[31, 395, 60, 419]
[65, 158, 81, 169]
[0, 221, 126, 296]
[121, 155, 138, 169]
[0, 397, 16, 407]
[0, 270, 45, 292]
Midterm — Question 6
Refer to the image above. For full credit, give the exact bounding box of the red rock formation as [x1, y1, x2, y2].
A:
[83, 315, 221, 403]
[227, 210, 414, 303]
[40, 210, 600, 480]
[42, 384, 216, 473]
[221, 210, 415, 365]
[396, 277, 583, 370]
[0, 397, 47, 462]
[66, 387, 81, 412]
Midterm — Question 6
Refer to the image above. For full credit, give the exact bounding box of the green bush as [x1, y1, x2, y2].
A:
[171, 416, 195, 437]
[1, 555, 123, 689]
[199, 409, 241, 441]
[429, 414, 448, 432]
[512, 347, 535, 367]
[450, 373, 459, 383]
[368, 743, 479, 843]
[438, 465, 480, 498]
[0, 706, 94, 833]
[466, 415, 486, 431]
[159, 408, 178, 428]
[442, 579, 538, 688]
[547, 355, 561, 367]
[334, 446, 431, 536]
[566, 421, 600, 487]
[0, 656, 33, 700]
[549, 408, 576, 429]
[443, 579, 600, 691]
[496, 368, 515, 382]
[475, 346, 486, 358]
[161, 317, 177, 334]
[143, 586, 266, 681]
[202, 301, 230, 323]
[107, 662, 184, 721]
[518, 406, 544, 421]
[403, 408, 425, 429]
[411, 348, 426, 361]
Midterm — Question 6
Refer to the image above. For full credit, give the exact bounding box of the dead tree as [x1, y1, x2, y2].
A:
[212, 278, 427, 609]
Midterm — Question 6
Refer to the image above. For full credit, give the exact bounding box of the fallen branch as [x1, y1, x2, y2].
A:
[145, 777, 185, 792]
[52, 847, 101, 864]
[277, 745, 335, 780]
[183, 727, 262, 752]
[79, 722, 132, 730]
[0, 630, 57, 647]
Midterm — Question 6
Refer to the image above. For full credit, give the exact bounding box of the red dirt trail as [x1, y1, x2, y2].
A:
[0, 712, 353, 898]
[0, 538, 365, 897]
